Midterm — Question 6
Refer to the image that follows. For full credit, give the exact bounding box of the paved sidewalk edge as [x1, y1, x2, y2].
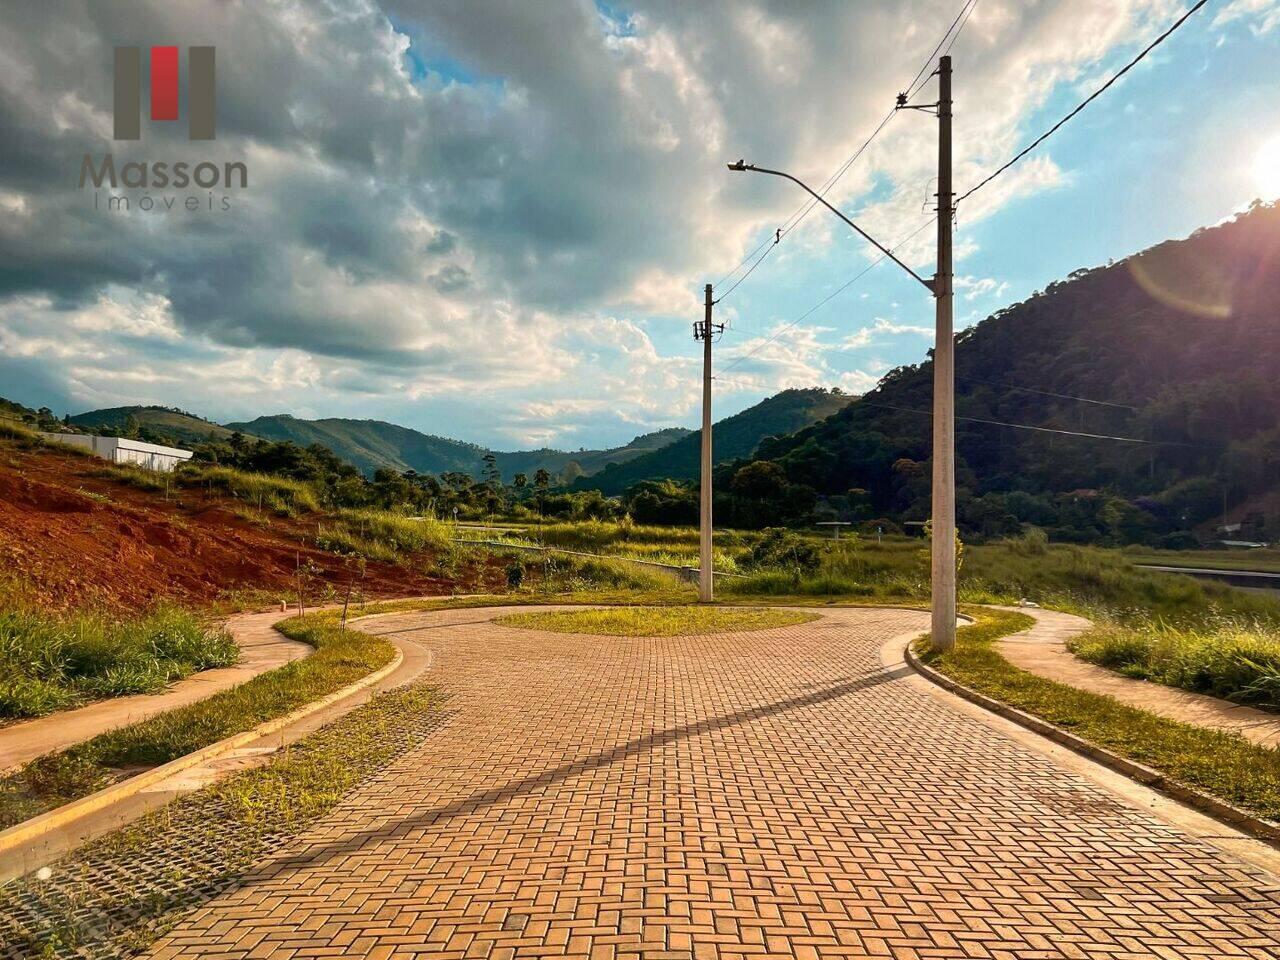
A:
[0, 625, 404, 866]
[904, 638, 1280, 847]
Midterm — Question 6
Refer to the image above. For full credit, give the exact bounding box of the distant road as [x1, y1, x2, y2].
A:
[1136, 564, 1280, 581]
[1136, 564, 1280, 596]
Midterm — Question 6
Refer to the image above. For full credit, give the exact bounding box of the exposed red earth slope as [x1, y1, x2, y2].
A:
[0, 443, 486, 612]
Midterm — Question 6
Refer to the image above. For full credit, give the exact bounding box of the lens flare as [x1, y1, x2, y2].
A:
[1254, 135, 1280, 201]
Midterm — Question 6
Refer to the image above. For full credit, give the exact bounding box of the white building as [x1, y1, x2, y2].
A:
[41, 433, 194, 472]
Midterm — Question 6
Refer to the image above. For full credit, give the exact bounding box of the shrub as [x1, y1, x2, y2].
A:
[745, 528, 821, 573]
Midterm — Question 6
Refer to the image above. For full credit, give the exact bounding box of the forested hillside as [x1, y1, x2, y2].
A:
[711, 202, 1280, 543]
[69, 406, 246, 446]
[579, 388, 855, 495]
[224, 415, 690, 481]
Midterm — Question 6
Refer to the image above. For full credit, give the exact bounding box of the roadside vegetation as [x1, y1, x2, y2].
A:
[0, 681, 443, 959]
[920, 609, 1280, 820]
[495, 606, 817, 637]
[0, 604, 236, 721]
[0, 613, 394, 829]
[315, 509, 451, 562]
[1070, 619, 1280, 711]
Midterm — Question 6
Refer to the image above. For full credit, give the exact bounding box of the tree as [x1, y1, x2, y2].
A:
[513, 472, 528, 492]
[481, 452, 501, 489]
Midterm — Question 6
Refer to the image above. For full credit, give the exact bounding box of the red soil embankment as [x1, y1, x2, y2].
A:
[0, 444, 469, 612]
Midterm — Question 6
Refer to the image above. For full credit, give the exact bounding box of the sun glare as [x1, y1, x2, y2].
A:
[1254, 135, 1280, 200]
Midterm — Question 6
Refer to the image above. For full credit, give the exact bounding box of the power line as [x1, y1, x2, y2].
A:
[857, 400, 1196, 446]
[905, 0, 980, 99]
[716, 0, 981, 303]
[714, 218, 935, 377]
[955, 374, 1139, 410]
[717, 109, 897, 304]
[956, 0, 1210, 205]
[940, 0, 980, 59]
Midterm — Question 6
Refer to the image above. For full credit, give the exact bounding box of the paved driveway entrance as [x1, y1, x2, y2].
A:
[150, 606, 1280, 959]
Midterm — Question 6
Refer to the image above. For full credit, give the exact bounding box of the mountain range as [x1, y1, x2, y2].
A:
[578, 388, 854, 495]
[57, 387, 851, 485]
[711, 201, 1280, 542]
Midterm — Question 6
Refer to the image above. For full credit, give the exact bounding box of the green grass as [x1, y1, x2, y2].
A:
[176, 465, 321, 516]
[0, 613, 394, 829]
[93, 463, 173, 493]
[921, 608, 1280, 820]
[0, 421, 96, 457]
[0, 681, 442, 957]
[0, 605, 236, 720]
[316, 509, 451, 563]
[1070, 619, 1280, 710]
[495, 605, 818, 637]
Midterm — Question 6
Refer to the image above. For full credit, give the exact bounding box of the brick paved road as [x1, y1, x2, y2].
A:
[150, 606, 1280, 959]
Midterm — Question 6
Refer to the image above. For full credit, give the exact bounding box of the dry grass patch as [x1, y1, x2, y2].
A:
[495, 605, 818, 637]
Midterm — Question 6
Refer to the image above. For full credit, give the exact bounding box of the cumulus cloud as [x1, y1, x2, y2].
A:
[0, 0, 1223, 445]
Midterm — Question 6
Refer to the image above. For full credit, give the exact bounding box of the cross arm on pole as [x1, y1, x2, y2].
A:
[726, 160, 936, 294]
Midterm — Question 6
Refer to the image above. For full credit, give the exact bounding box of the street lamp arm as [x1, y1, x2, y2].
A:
[727, 161, 935, 294]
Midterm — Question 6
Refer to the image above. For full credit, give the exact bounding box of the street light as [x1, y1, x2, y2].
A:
[726, 56, 956, 651]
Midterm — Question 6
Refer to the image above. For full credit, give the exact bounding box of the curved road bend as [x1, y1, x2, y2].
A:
[149, 605, 1280, 959]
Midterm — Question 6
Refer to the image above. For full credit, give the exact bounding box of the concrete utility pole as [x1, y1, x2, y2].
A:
[930, 55, 957, 652]
[695, 283, 722, 602]
[728, 55, 957, 650]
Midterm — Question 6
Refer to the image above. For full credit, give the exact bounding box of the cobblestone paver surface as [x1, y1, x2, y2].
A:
[150, 606, 1280, 959]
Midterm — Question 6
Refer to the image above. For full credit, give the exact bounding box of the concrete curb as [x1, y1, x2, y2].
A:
[904, 640, 1280, 848]
[0, 634, 404, 865]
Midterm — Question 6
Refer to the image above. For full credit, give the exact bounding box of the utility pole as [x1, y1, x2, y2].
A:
[931, 55, 957, 652]
[695, 283, 722, 602]
[725, 55, 954, 646]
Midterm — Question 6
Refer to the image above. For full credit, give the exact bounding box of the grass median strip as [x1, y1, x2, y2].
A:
[494, 605, 819, 637]
[0, 613, 394, 830]
[920, 608, 1280, 821]
[0, 681, 444, 959]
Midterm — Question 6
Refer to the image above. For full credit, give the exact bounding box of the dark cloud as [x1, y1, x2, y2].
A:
[0, 0, 1237, 443]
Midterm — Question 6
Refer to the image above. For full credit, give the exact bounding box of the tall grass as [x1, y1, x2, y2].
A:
[0, 421, 95, 457]
[316, 509, 451, 563]
[0, 612, 395, 828]
[522, 550, 688, 593]
[534, 519, 756, 552]
[0, 605, 237, 719]
[1071, 620, 1280, 710]
[179, 466, 321, 516]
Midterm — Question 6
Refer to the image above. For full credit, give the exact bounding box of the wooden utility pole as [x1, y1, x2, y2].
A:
[930, 55, 957, 651]
[696, 283, 722, 602]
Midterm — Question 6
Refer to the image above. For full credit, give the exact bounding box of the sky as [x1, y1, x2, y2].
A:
[1, 0, 1278, 451]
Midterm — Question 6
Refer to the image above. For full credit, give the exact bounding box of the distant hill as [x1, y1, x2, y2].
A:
[225, 415, 484, 477]
[718, 201, 1280, 544]
[493, 428, 691, 480]
[67, 406, 241, 446]
[225, 414, 691, 480]
[577, 388, 855, 496]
